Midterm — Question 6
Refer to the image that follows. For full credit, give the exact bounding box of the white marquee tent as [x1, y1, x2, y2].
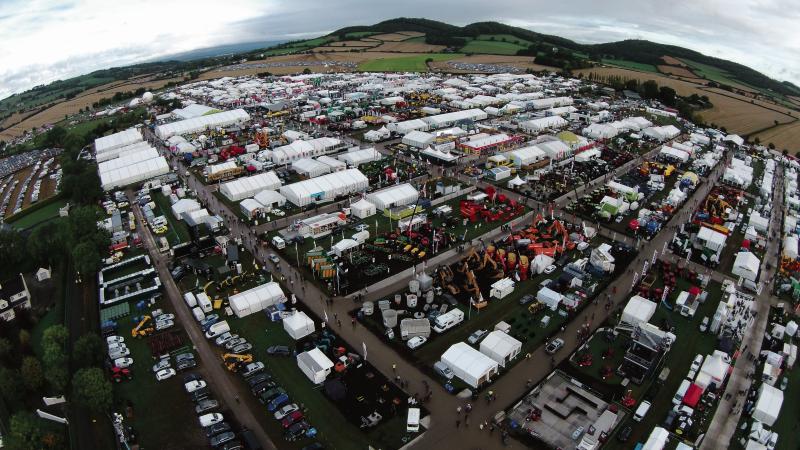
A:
[441, 342, 499, 388]
[519, 116, 568, 133]
[366, 183, 419, 210]
[296, 348, 334, 385]
[97, 146, 160, 174]
[229, 282, 286, 318]
[621, 295, 657, 326]
[753, 383, 783, 426]
[95, 139, 151, 163]
[402, 130, 435, 148]
[506, 146, 547, 167]
[292, 158, 331, 178]
[253, 190, 287, 210]
[280, 169, 368, 207]
[283, 311, 316, 340]
[100, 157, 169, 191]
[220, 172, 281, 201]
[171, 198, 201, 218]
[337, 148, 382, 167]
[351, 198, 377, 219]
[155, 109, 250, 139]
[95, 128, 143, 155]
[479, 331, 522, 367]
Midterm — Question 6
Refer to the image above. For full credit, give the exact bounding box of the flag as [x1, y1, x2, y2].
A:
[362, 342, 367, 361]
[324, 310, 329, 323]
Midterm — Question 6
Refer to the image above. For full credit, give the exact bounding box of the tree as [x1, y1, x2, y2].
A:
[41, 324, 69, 391]
[302, 68, 312, 74]
[641, 80, 659, 99]
[0, 367, 23, 406]
[658, 86, 677, 106]
[27, 220, 66, 266]
[754, 137, 761, 145]
[769, 142, 776, 149]
[0, 337, 12, 361]
[43, 126, 67, 148]
[42, 325, 68, 349]
[72, 368, 113, 413]
[73, 333, 103, 368]
[0, 229, 31, 275]
[624, 79, 639, 91]
[18, 329, 31, 352]
[7, 411, 44, 449]
[72, 242, 102, 277]
[20, 356, 44, 391]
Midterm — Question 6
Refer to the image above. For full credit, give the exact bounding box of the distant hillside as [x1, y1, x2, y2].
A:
[330, 18, 800, 97]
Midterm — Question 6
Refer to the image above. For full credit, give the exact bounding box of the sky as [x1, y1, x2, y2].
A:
[1, 0, 799, 100]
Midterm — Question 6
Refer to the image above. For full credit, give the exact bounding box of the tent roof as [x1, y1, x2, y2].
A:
[682, 384, 703, 407]
[442, 342, 498, 377]
[480, 331, 521, 357]
[297, 347, 334, 371]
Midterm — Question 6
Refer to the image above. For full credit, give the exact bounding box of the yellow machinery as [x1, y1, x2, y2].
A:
[131, 316, 154, 338]
[463, 269, 483, 306]
[704, 196, 731, 218]
[528, 301, 544, 315]
[222, 353, 253, 372]
[438, 266, 459, 295]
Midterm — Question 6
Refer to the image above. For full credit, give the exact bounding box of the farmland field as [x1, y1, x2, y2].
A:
[475, 34, 533, 47]
[357, 53, 462, 72]
[680, 58, 762, 93]
[601, 59, 659, 73]
[368, 41, 446, 53]
[657, 64, 700, 79]
[460, 39, 527, 55]
[369, 32, 423, 41]
[752, 120, 800, 152]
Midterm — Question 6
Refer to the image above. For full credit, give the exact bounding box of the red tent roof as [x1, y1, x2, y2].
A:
[689, 286, 701, 296]
[682, 383, 703, 407]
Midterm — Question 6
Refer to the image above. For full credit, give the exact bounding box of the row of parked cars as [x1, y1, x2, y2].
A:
[191, 372, 259, 449]
[153, 351, 197, 381]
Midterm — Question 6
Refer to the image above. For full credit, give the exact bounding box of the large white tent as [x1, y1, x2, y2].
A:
[229, 282, 286, 318]
[753, 383, 783, 426]
[366, 183, 419, 210]
[219, 172, 281, 201]
[479, 331, 521, 367]
[155, 109, 250, 139]
[506, 146, 547, 167]
[732, 252, 760, 282]
[621, 296, 657, 326]
[253, 190, 287, 210]
[402, 130, 435, 148]
[100, 157, 169, 191]
[316, 155, 346, 172]
[292, 158, 331, 178]
[441, 342, 499, 388]
[337, 148, 382, 167]
[660, 146, 690, 163]
[96, 140, 152, 163]
[95, 128, 143, 155]
[519, 116, 568, 133]
[280, 169, 368, 207]
[421, 108, 487, 129]
[296, 348, 334, 385]
[171, 198, 201, 218]
[351, 198, 377, 219]
[283, 311, 315, 340]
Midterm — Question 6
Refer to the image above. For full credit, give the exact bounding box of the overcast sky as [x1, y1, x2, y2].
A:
[2, 0, 799, 100]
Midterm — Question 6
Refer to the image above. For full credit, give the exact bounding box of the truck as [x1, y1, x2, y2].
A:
[272, 236, 286, 250]
[432, 309, 464, 333]
[205, 321, 230, 339]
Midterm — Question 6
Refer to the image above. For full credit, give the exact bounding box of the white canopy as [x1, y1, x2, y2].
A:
[280, 169, 368, 207]
[621, 295, 657, 325]
[292, 158, 331, 178]
[479, 331, 521, 367]
[155, 109, 250, 139]
[229, 282, 286, 318]
[95, 128, 143, 154]
[732, 251, 760, 282]
[283, 311, 315, 340]
[253, 190, 286, 209]
[402, 130, 435, 148]
[351, 198, 377, 219]
[366, 183, 419, 210]
[220, 172, 281, 202]
[441, 342, 499, 388]
[753, 383, 783, 426]
[506, 145, 546, 167]
[337, 148, 382, 167]
[519, 116, 568, 133]
[100, 157, 169, 191]
[296, 348, 334, 385]
[171, 198, 201, 218]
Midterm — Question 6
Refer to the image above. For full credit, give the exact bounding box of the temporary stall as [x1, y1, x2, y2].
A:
[330, 238, 359, 257]
[155, 109, 250, 139]
[519, 116, 568, 133]
[95, 140, 151, 162]
[100, 157, 169, 191]
[537, 287, 563, 311]
[697, 227, 727, 253]
[574, 148, 601, 162]
[506, 146, 547, 167]
[402, 131, 435, 148]
[753, 384, 783, 426]
[253, 190, 286, 210]
[316, 155, 346, 172]
[229, 282, 286, 318]
[283, 311, 315, 340]
[732, 252, 760, 282]
[479, 331, 521, 367]
[421, 147, 460, 163]
[97, 146, 159, 174]
[681, 384, 703, 408]
[292, 158, 331, 178]
[220, 172, 282, 202]
[351, 198, 377, 219]
[441, 342, 499, 388]
[660, 146, 690, 163]
[490, 278, 515, 300]
[337, 148, 382, 167]
[280, 169, 369, 207]
[642, 427, 669, 450]
[95, 128, 143, 155]
[296, 348, 334, 385]
[170, 198, 200, 218]
[621, 296, 657, 326]
[420, 108, 487, 129]
[537, 140, 571, 161]
[697, 353, 730, 388]
[240, 198, 263, 218]
[366, 183, 419, 210]
[583, 123, 619, 139]
[400, 318, 431, 340]
[181, 208, 211, 227]
[387, 118, 429, 134]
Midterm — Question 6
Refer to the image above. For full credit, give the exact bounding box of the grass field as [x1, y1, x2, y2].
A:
[6, 196, 67, 229]
[358, 53, 463, 72]
[680, 59, 764, 94]
[602, 59, 660, 73]
[344, 31, 379, 39]
[752, 120, 800, 152]
[460, 40, 527, 55]
[475, 34, 533, 47]
[152, 193, 191, 245]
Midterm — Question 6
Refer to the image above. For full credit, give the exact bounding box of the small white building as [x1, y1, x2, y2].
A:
[296, 348, 334, 385]
[350, 198, 377, 219]
[441, 342, 499, 388]
[752, 383, 783, 426]
[283, 311, 315, 340]
[479, 331, 521, 367]
[732, 251, 760, 282]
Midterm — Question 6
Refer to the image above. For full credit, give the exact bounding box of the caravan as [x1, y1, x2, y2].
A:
[433, 309, 464, 333]
[406, 407, 421, 432]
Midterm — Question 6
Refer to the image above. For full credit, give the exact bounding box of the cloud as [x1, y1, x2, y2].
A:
[1, 0, 799, 100]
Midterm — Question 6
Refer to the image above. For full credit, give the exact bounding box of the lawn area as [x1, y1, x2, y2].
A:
[602, 59, 660, 73]
[5, 196, 67, 230]
[461, 39, 527, 55]
[152, 192, 191, 245]
[111, 300, 206, 449]
[680, 59, 763, 92]
[358, 53, 463, 72]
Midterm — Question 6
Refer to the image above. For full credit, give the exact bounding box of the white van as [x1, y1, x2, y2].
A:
[406, 407, 421, 432]
[633, 401, 652, 422]
[433, 309, 465, 333]
[184, 292, 198, 308]
[205, 321, 230, 339]
[197, 292, 213, 313]
[192, 307, 206, 322]
[672, 380, 691, 405]
[271, 236, 286, 249]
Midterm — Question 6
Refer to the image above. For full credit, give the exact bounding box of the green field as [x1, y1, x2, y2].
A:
[476, 34, 533, 46]
[152, 193, 191, 245]
[5, 196, 67, 230]
[602, 59, 660, 73]
[358, 53, 463, 72]
[460, 39, 527, 55]
[680, 58, 765, 93]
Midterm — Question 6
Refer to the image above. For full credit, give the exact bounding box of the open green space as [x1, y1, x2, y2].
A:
[475, 34, 533, 47]
[602, 59, 660, 74]
[344, 31, 380, 39]
[152, 192, 191, 245]
[358, 54, 463, 72]
[5, 196, 67, 230]
[680, 59, 765, 92]
[460, 39, 527, 55]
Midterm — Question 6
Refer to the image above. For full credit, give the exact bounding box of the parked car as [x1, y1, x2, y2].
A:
[195, 399, 220, 415]
[185, 380, 207, 393]
[616, 425, 632, 442]
[176, 352, 196, 364]
[152, 359, 172, 373]
[199, 413, 224, 428]
[231, 342, 253, 354]
[433, 361, 455, 380]
[285, 421, 310, 441]
[205, 422, 231, 438]
[467, 329, 488, 345]
[107, 342, 127, 353]
[155, 368, 176, 381]
[222, 441, 243, 450]
[518, 294, 536, 305]
[200, 314, 220, 329]
[274, 403, 300, 420]
[191, 387, 212, 403]
[267, 393, 290, 412]
[354, 223, 369, 232]
[780, 377, 789, 390]
[171, 265, 186, 280]
[155, 319, 175, 331]
[241, 362, 265, 378]
[269, 253, 280, 264]
[177, 358, 197, 371]
[407, 336, 427, 350]
[281, 411, 304, 428]
[251, 381, 277, 396]
[210, 431, 236, 447]
[544, 265, 557, 274]
[106, 336, 125, 345]
[215, 332, 237, 346]
[109, 347, 131, 359]
[545, 338, 565, 354]
[114, 357, 133, 369]
[699, 316, 709, 332]
[247, 373, 272, 388]
[690, 354, 704, 372]
[184, 372, 202, 383]
[267, 345, 291, 356]
[223, 337, 246, 350]
[258, 387, 286, 404]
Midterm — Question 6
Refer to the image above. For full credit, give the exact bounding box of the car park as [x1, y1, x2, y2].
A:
[199, 413, 224, 428]
[407, 336, 427, 349]
[274, 403, 300, 420]
[545, 338, 565, 354]
[267, 345, 291, 356]
[153, 358, 172, 373]
[467, 329, 488, 344]
[185, 380, 207, 393]
[205, 422, 231, 437]
[195, 399, 220, 415]
[267, 393, 290, 412]
[156, 368, 176, 381]
[241, 362, 264, 377]
[210, 431, 236, 447]
[114, 357, 133, 368]
[281, 411, 304, 428]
